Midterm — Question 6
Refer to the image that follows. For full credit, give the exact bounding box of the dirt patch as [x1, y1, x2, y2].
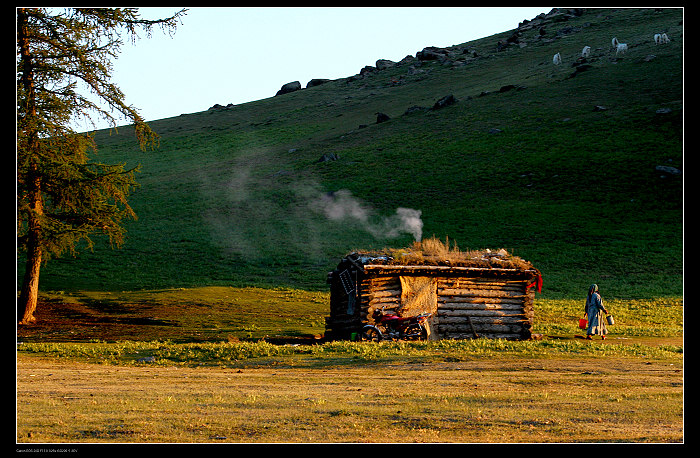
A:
[17, 298, 323, 344]
[17, 301, 184, 343]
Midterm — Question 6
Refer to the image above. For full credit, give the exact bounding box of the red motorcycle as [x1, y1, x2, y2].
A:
[359, 306, 432, 342]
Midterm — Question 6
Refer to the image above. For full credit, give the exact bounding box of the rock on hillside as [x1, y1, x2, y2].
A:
[276, 80, 301, 96]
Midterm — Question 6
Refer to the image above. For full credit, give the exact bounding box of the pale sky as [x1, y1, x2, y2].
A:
[76, 7, 552, 131]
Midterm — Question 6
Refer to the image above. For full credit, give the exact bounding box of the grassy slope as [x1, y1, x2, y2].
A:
[32, 8, 682, 299]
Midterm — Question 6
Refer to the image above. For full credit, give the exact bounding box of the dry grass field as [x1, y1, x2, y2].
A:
[17, 349, 682, 444]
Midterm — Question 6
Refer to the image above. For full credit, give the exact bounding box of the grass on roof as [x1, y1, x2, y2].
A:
[357, 236, 537, 271]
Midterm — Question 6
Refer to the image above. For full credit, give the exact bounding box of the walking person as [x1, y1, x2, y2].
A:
[585, 284, 609, 340]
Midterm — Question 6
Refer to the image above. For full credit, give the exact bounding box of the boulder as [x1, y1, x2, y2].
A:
[317, 152, 339, 162]
[276, 81, 301, 96]
[376, 59, 396, 70]
[208, 103, 235, 111]
[496, 40, 510, 52]
[307, 79, 330, 88]
[360, 66, 376, 76]
[432, 94, 457, 110]
[506, 31, 521, 44]
[655, 165, 681, 176]
[416, 47, 448, 61]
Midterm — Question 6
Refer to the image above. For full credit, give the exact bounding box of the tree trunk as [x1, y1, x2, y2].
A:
[18, 164, 43, 325]
[18, 245, 41, 325]
[17, 9, 42, 325]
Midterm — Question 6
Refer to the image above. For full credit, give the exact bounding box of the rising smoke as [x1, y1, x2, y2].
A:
[313, 189, 423, 242]
[202, 148, 424, 263]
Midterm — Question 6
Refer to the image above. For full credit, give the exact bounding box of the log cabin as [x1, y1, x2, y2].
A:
[325, 239, 542, 341]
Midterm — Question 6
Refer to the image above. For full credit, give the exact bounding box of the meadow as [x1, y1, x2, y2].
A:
[17, 289, 683, 443]
[17, 351, 682, 443]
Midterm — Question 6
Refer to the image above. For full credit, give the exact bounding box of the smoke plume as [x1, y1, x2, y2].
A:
[202, 148, 424, 264]
[313, 189, 423, 241]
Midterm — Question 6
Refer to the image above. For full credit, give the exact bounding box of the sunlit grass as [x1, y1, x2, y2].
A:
[533, 297, 683, 337]
[18, 336, 682, 370]
[17, 350, 683, 443]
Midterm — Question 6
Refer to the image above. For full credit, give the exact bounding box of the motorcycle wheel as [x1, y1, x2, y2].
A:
[359, 325, 382, 342]
[404, 323, 428, 341]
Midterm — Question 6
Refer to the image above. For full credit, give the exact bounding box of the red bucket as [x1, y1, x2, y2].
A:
[578, 318, 588, 329]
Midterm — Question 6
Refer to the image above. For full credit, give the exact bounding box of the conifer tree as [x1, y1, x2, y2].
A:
[17, 8, 186, 324]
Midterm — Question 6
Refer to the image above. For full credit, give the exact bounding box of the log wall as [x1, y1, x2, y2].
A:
[326, 265, 536, 341]
[435, 277, 534, 340]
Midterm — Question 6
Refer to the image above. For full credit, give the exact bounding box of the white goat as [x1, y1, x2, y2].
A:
[553, 52, 562, 65]
[654, 33, 662, 44]
[661, 32, 670, 44]
[581, 46, 591, 58]
[616, 42, 628, 55]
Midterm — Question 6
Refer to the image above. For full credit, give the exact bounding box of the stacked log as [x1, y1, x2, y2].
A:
[361, 276, 400, 320]
[436, 278, 534, 340]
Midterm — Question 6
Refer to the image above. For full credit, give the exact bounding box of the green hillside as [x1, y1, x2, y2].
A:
[30, 8, 683, 299]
